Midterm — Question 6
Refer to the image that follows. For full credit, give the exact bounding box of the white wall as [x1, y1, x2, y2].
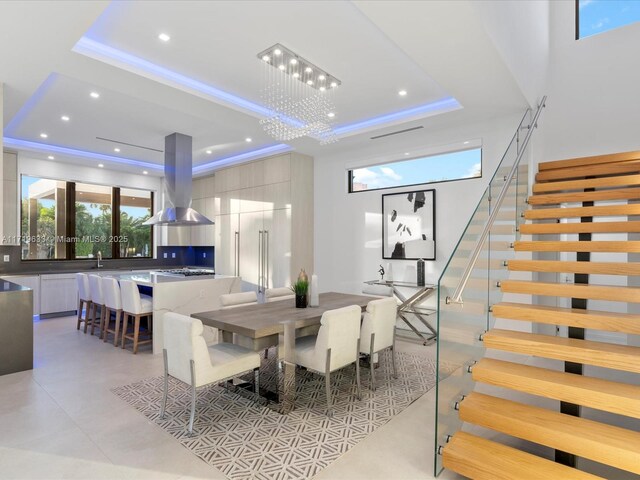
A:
[542, 1, 640, 161]
[314, 112, 523, 294]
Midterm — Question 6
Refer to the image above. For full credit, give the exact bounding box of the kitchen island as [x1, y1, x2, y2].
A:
[104, 270, 240, 354]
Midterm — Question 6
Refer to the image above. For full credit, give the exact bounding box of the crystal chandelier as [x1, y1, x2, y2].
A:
[258, 43, 341, 144]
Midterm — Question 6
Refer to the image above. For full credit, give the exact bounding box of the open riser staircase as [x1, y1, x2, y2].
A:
[438, 150, 640, 479]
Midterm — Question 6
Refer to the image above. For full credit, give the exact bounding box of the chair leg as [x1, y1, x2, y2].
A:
[325, 348, 333, 418]
[253, 368, 260, 394]
[102, 307, 110, 342]
[369, 332, 376, 391]
[160, 349, 169, 419]
[355, 338, 362, 401]
[90, 304, 98, 336]
[188, 359, 197, 435]
[76, 299, 83, 330]
[113, 310, 121, 347]
[121, 313, 129, 349]
[392, 326, 398, 379]
[133, 315, 141, 354]
[84, 302, 92, 334]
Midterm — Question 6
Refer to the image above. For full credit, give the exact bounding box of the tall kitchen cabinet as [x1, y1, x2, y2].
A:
[213, 153, 313, 295]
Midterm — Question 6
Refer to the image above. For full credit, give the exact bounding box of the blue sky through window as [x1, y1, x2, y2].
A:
[579, 0, 640, 38]
[350, 148, 481, 192]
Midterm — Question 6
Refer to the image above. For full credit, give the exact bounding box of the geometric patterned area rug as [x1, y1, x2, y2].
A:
[113, 349, 446, 480]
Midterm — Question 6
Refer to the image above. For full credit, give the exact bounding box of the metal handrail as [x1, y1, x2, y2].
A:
[446, 96, 546, 305]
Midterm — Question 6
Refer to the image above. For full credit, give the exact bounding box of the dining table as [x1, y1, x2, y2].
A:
[192, 291, 374, 413]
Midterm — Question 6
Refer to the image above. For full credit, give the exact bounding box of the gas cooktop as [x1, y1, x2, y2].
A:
[155, 268, 215, 277]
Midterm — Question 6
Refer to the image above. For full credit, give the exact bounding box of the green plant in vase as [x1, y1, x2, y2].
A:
[291, 279, 309, 308]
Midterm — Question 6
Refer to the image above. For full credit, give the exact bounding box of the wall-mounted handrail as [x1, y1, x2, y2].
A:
[446, 96, 546, 305]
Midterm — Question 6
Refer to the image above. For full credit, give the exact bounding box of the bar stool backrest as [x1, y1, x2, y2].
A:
[88, 274, 104, 305]
[120, 280, 144, 314]
[102, 277, 122, 310]
[77, 273, 91, 302]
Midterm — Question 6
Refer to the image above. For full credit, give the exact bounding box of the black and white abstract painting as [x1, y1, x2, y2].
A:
[382, 189, 435, 260]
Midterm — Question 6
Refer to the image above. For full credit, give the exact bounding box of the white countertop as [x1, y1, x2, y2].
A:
[101, 270, 234, 286]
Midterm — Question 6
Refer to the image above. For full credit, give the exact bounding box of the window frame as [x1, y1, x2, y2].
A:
[347, 146, 483, 194]
[19, 174, 154, 262]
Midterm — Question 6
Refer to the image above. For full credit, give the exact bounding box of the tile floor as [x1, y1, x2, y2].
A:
[0, 315, 459, 480]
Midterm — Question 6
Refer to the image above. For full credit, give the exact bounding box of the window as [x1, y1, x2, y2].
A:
[577, 0, 640, 39]
[348, 148, 482, 193]
[20, 175, 154, 260]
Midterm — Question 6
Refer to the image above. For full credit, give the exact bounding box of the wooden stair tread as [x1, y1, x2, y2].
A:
[536, 161, 640, 182]
[524, 204, 640, 219]
[513, 240, 640, 252]
[533, 174, 640, 193]
[473, 358, 640, 419]
[528, 187, 640, 205]
[501, 280, 640, 303]
[442, 431, 603, 480]
[539, 151, 640, 171]
[492, 302, 640, 334]
[483, 329, 640, 373]
[507, 259, 640, 275]
[459, 392, 640, 475]
[520, 221, 640, 234]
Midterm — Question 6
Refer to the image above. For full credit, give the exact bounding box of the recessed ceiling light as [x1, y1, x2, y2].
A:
[307, 80, 313, 85]
[305, 67, 312, 73]
[463, 141, 470, 145]
[245, 137, 252, 143]
[206, 150, 212, 154]
[98, 163, 104, 168]
[47, 155, 54, 160]
[143, 170, 148, 175]
[327, 112, 335, 118]
[90, 91, 100, 99]
[40, 133, 48, 138]
[330, 82, 337, 88]
[274, 48, 282, 56]
[278, 64, 286, 71]
[61, 115, 70, 122]
[319, 86, 326, 92]
[158, 33, 171, 42]
[292, 72, 300, 78]
[398, 90, 408, 96]
[114, 147, 120, 152]
[262, 55, 270, 62]
[318, 75, 325, 81]
[290, 58, 298, 65]
[404, 152, 410, 156]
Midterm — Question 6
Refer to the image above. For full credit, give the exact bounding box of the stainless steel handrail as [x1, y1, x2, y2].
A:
[446, 96, 546, 305]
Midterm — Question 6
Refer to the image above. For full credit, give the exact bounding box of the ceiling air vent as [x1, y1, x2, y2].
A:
[370, 126, 424, 140]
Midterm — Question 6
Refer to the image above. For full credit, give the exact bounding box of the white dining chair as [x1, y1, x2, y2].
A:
[160, 312, 261, 435]
[359, 297, 398, 390]
[88, 274, 106, 337]
[294, 305, 362, 417]
[265, 287, 295, 303]
[76, 273, 92, 333]
[120, 280, 153, 354]
[220, 291, 258, 309]
[101, 277, 123, 346]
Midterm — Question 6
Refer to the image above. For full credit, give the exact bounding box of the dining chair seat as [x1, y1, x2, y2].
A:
[265, 287, 295, 303]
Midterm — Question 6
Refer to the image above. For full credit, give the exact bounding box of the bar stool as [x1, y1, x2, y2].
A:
[88, 274, 106, 338]
[120, 280, 153, 354]
[101, 277, 123, 346]
[76, 273, 92, 333]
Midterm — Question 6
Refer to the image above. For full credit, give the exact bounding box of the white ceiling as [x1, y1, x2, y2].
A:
[1, 0, 529, 174]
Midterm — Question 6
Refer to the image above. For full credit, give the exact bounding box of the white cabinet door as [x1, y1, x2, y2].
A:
[238, 211, 263, 293]
[215, 214, 239, 276]
[1, 275, 40, 315]
[264, 208, 292, 290]
[40, 274, 77, 314]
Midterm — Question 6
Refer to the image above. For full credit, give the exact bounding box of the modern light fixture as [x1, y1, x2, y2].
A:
[245, 137, 252, 143]
[40, 133, 48, 138]
[114, 147, 121, 152]
[398, 90, 408, 96]
[143, 170, 148, 175]
[61, 115, 70, 122]
[90, 91, 100, 99]
[258, 43, 340, 144]
[464, 141, 470, 145]
[98, 163, 104, 168]
[158, 33, 171, 42]
[47, 155, 54, 160]
[206, 149, 212, 154]
[327, 112, 335, 118]
[404, 152, 410, 156]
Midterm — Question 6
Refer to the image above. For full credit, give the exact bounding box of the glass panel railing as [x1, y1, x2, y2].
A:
[434, 98, 545, 476]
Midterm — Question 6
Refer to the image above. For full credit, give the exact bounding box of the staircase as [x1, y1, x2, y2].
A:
[439, 151, 640, 479]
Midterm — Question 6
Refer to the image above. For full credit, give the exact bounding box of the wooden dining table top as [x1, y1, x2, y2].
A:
[192, 292, 373, 339]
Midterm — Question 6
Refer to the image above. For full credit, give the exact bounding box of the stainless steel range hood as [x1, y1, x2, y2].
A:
[144, 133, 214, 226]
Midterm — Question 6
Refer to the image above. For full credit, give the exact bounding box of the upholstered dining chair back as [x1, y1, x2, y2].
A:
[265, 287, 295, 302]
[163, 312, 211, 387]
[313, 305, 361, 372]
[76, 273, 91, 302]
[102, 277, 122, 310]
[360, 297, 397, 354]
[120, 280, 145, 314]
[220, 291, 258, 309]
[88, 274, 104, 305]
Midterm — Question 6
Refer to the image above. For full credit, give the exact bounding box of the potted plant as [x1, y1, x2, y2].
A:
[291, 279, 309, 308]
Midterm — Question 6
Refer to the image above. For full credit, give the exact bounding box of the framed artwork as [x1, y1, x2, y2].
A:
[382, 189, 436, 260]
